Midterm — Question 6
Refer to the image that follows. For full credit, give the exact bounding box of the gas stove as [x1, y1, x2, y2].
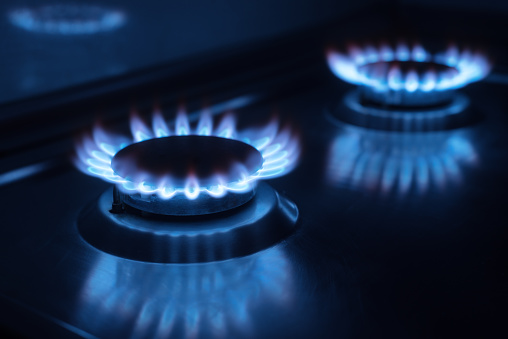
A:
[1, 2, 508, 339]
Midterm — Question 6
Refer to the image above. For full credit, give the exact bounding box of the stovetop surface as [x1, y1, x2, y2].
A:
[1, 80, 507, 338]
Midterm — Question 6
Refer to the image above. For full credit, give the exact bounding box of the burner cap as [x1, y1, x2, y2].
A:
[110, 135, 265, 215]
[112, 135, 263, 187]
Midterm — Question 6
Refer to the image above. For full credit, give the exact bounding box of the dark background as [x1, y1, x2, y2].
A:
[1, 1, 508, 338]
[0, 0, 378, 106]
[1, 0, 508, 109]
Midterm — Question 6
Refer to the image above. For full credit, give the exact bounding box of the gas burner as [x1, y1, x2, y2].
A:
[75, 106, 300, 263]
[327, 42, 490, 104]
[76, 109, 299, 212]
[8, 4, 126, 35]
[326, 42, 491, 131]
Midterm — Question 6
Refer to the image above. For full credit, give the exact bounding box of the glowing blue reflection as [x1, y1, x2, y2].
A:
[8, 5, 126, 34]
[327, 43, 491, 92]
[0, 161, 52, 186]
[327, 124, 478, 195]
[76, 247, 293, 338]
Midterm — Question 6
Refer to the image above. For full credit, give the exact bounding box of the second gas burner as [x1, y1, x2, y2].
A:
[326, 41, 491, 131]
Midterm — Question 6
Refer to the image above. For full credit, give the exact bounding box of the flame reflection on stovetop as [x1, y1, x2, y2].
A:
[75, 247, 294, 338]
[326, 123, 478, 196]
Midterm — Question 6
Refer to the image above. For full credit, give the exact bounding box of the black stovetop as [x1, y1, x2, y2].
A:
[1, 78, 507, 338]
[1, 4, 508, 338]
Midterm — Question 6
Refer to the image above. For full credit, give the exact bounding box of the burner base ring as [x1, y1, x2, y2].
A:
[329, 89, 477, 132]
[77, 182, 298, 263]
[120, 188, 256, 216]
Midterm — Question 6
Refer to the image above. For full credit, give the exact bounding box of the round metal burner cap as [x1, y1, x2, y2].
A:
[112, 136, 263, 187]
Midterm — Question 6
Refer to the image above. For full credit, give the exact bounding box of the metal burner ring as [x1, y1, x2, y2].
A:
[77, 182, 299, 263]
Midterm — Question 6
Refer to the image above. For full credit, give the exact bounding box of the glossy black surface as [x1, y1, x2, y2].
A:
[0, 0, 372, 106]
[1, 78, 507, 338]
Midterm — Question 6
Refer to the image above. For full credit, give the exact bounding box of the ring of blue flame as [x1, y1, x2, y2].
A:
[8, 5, 126, 34]
[327, 43, 491, 92]
[75, 109, 299, 200]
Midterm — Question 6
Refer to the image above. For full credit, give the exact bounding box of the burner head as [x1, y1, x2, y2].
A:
[357, 61, 458, 106]
[326, 42, 490, 131]
[75, 107, 300, 214]
[112, 135, 263, 188]
[326, 42, 491, 106]
[111, 135, 264, 215]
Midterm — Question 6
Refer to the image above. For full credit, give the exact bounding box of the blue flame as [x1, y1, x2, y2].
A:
[8, 5, 126, 35]
[327, 124, 477, 195]
[75, 105, 300, 199]
[76, 247, 293, 338]
[327, 43, 490, 92]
